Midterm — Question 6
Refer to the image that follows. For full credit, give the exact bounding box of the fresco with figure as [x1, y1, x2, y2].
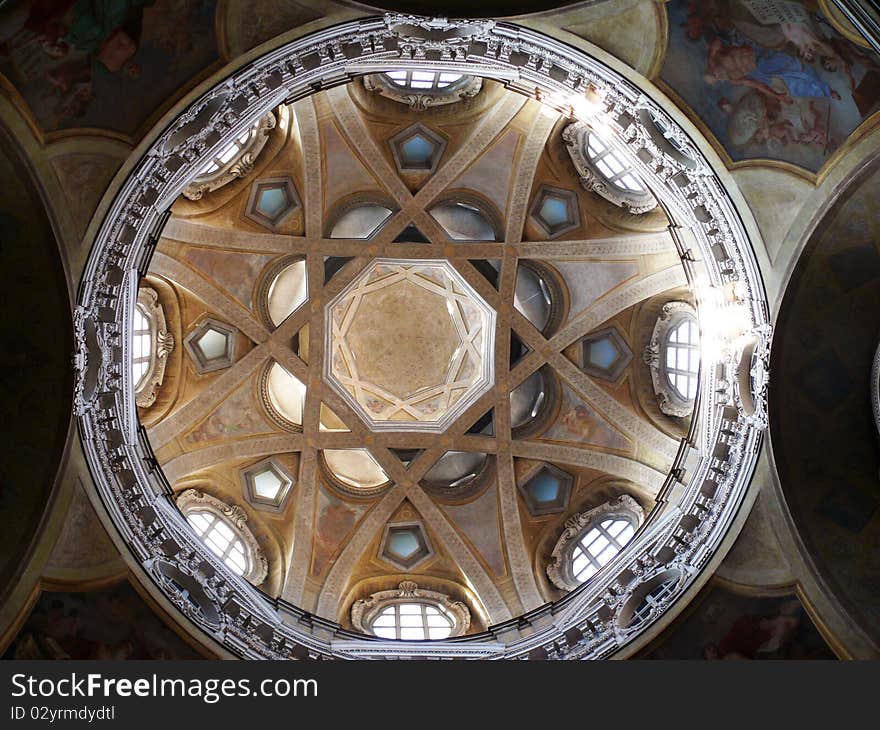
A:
[2, 583, 202, 659]
[643, 584, 836, 659]
[0, 0, 219, 136]
[660, 0, 880, 173]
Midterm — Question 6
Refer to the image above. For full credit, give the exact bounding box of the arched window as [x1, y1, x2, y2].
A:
[570, 515, 636, 583]
[585, 131, 647, 194]
[176, 489, 268, 585]
[182, 111, 276, 200]
[132, 304, 152, 390]
[351, 581, 471, 640]
[187, 511, 248, 575]
[370, 602, 455, 640]
[421, 451, 491, 497]
[562, 121, 656, 214]
[665, 316, 699, 401]
[645, 301, 700, 417]
[547, 495, 644, 591]
[364, 71, 482, 110]
[132, 286, 173, 408]
[262, 258, 308, 327]
[385, 69, 464, 90]
[618, 570, 682, 629]
[320, 448, 390, 497]
[261, 361, 307, 431]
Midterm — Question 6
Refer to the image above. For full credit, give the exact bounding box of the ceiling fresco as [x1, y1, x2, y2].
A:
[0, 0, 220, 137]
[657, 0, 880, 175]
[0, 0, 877, 661]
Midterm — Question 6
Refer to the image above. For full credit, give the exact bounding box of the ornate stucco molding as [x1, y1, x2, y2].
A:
[644, 301, 698, 418]
[562, 121, 658, 214]
[363, 73, 482, 110]
[135, 286, 173, 408]
[176, 489, 268, 586]
[182, 111, 276, 201]
[547, 495, 645, 592]
[73, 13, 771, 660]
[351, 581, 471, 637]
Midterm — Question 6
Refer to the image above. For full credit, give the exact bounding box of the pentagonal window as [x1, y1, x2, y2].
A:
[184, 318, 237, 374]
[429, 200, 497, 241]
[518, 463, 573, 516]
[379, 523, 433, 570]
[530, 185, 580, 239]
[246, 177, 301, 231]
[390, 123, 447, 174]
[581, 327, 633, 382]
[241, 458, 294, 512]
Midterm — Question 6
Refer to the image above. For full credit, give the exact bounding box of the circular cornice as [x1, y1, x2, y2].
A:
[73, 13, 771, 660]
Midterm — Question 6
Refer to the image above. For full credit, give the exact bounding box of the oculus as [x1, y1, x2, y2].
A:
[325, 259, 495, 432]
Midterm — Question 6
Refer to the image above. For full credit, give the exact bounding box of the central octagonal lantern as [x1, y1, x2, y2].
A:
[324, 259, 496, 432]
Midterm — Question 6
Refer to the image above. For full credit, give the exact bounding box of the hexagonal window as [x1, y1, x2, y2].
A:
[183, 318, 237, 374]
[529, 185, 580, 239]
[390, 123, 447, 174]
[241, 458, 294, 512]
[379, 522, 433, 570]
[325, 259, 496, 433]
[581, 327, 633, 382]
[246, 177, 301, 231]
[518, 463, 573, 516]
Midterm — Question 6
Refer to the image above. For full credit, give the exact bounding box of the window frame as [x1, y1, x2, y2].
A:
[547, 495, 644, 592]
[562, 121, 657, 214]
[645, 301, 701, 418]
[176, 489, 268, 585]
[363, 71, 482, 110]
[133, 286, 173, 408]
[182, 111, 276, 200]
[351, 581, 471, 640]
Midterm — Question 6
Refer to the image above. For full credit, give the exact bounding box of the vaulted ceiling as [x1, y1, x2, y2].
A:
[142, 77, 689, 629]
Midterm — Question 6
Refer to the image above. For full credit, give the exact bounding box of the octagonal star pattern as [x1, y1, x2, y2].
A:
[143, 81, 687, 628]
[324, 259, 496, 432]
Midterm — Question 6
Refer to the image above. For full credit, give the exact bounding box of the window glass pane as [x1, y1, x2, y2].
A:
[400, 627, 426, 640]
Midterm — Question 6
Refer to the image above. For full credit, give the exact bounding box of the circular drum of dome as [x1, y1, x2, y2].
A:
[73, 13, 771, 660]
